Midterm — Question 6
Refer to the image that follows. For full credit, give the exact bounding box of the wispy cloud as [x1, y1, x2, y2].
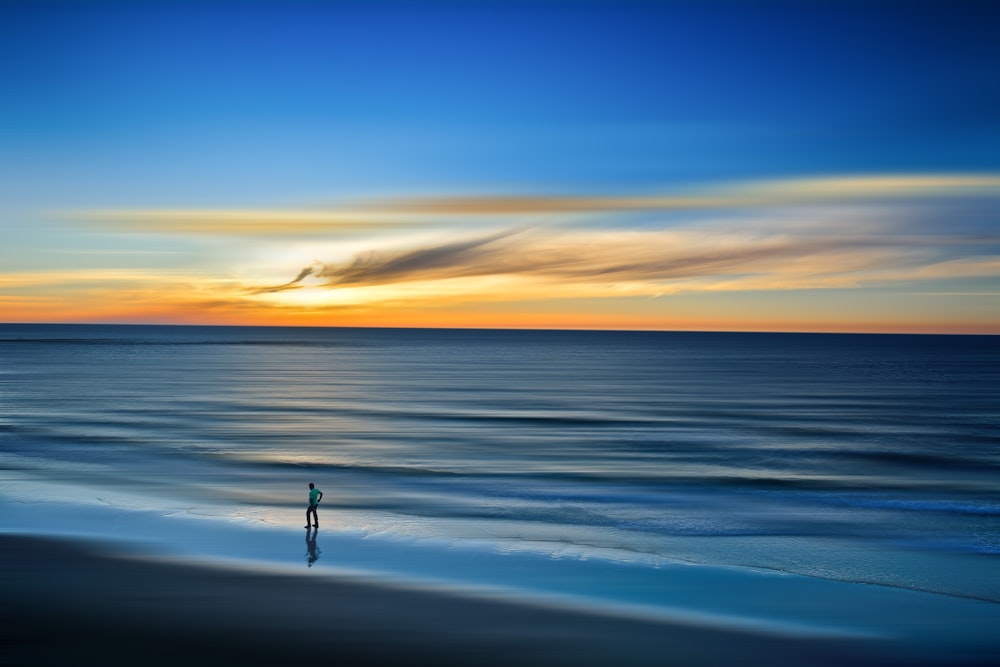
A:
[74, 173, 1000, 237]
[253, 265, 320, 294]
[259, 211, 998, 298]
[25, 172, 997, 332]
[375, 174, 1000, 216]
[310, 228, 527, 286]
[74, 208, 417, 237]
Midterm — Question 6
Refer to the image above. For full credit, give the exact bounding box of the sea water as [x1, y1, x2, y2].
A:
[2, 325, 999, 649]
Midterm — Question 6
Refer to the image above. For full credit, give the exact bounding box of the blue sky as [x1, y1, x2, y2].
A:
[5, 1, 997, 200]
[2, 1, 999, 330]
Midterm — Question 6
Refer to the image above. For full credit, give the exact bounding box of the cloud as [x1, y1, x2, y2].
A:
[73, 173, 1000, 236]
[74, 208, 416, 237]
[310, 228, 525, 286]
[263, 209, 998, 298]
[44, 172, 1000, 331]
[252, 264, 318, 294]
[374, 174, 1000, 216]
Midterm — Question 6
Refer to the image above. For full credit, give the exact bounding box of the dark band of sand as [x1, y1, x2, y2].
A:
[0, 535, 982, 667]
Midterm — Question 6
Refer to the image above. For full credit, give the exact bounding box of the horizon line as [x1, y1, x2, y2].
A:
[2, 321, 996, 337]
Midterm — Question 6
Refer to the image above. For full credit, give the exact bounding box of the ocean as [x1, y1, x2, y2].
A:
[2, 324, 999, 653]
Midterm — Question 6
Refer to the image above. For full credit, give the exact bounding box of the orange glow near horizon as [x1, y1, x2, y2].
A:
[3, 174, 999, 335]
[3, 289, 997, 335]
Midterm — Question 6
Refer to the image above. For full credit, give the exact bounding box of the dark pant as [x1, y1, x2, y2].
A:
[306, 504, 318, 527]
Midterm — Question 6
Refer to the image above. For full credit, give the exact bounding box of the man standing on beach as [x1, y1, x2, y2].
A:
[306, 482, 323, 529]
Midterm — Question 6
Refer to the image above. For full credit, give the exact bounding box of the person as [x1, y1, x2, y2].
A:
[305, 482, 323, 529]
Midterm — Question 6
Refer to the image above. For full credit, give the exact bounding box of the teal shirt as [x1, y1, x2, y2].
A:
[309, 488, 321, 506]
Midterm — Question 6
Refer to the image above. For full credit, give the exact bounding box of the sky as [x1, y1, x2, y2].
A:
[1, 0, 999, 333]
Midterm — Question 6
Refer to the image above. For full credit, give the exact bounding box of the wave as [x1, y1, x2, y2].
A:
[813, 494, 1000, 517]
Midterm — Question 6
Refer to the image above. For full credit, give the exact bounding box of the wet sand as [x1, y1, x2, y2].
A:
[0, 535, 986, 667]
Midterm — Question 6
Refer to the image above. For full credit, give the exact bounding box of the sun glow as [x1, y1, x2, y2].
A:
[3, 175, 998, 333]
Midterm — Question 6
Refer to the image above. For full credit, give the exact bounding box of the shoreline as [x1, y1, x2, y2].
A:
[2, 534, 991, 667]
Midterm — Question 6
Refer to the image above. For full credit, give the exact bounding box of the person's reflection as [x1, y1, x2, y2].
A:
[305, 526, 321, 567]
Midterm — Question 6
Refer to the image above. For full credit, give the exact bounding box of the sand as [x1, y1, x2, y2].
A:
[4, 534, 989, 667]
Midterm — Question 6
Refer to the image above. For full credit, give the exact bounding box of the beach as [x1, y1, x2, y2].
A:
[4, 533, 983, 667]
[3, 326, 999, 665]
